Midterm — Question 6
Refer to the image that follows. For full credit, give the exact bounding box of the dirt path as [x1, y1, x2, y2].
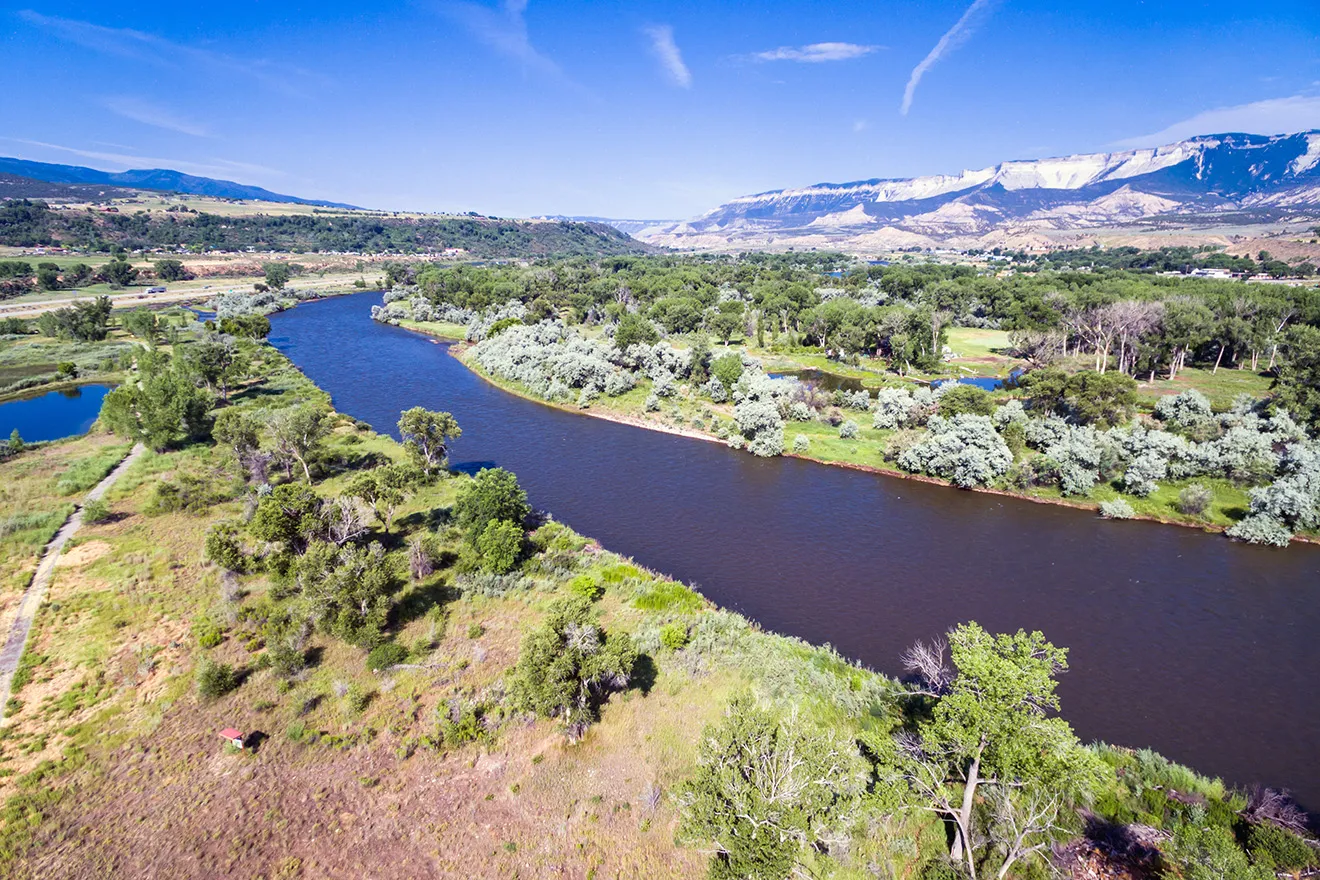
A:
[0, 443, 145, 723]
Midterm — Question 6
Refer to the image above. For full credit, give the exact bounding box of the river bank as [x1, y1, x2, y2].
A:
[408, 326, 1309, 547]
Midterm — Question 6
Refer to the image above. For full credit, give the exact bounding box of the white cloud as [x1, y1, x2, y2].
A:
[441, 0, 561, 76]
[17, 10, 316, 95]
[901, 0, 998, 116]
[644, 24, 691, 88]
[752, 42, 881, 63]
[1, 137, 283, 180]
[103, 96, 210, 137]
[1114, 95, 1320, 148]
[853, 119, 868, 133]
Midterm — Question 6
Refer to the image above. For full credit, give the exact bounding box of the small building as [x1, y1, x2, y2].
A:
[218, 728, 245, 749]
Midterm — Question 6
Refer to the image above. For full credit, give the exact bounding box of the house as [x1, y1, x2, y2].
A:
[218, 728, 245, 749]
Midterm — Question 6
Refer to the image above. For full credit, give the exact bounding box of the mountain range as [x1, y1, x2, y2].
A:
[0, 157, 357, 209]
[642, 131, 1320, 251]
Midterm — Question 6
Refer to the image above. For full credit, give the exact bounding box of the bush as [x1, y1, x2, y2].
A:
[711, 352, 743, 389]
[455, 468, 530, 543]
[659, 622, 690, 650]
[791, 434, 810, 453]
[81, 499, 110, 524]
[1177, 484, 1213, 516]
[196, 658, 238, 698]
[1099, 499, 1135, 520]
[366, 642, 408, 671]
[938, 384, 994, 417]
[205, 522, 248, 572]
[1244, 821, 1318, 870]
[1226, 515, 1293, 547]
[897, 415, 1012, 488]
[838, 420, 859, 439]
[567, 574, 604, 601]
[194, 616, 225, 648]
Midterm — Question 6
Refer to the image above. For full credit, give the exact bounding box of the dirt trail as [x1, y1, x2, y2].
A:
[0, 443, 144, 722]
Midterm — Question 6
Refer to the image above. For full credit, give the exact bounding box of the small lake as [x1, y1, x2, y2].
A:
[271, 293, 1320, 812]
[0, 384, 112, 443]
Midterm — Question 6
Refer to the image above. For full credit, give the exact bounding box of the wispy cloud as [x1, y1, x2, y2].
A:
[901, 0, 998, 116]
[853, 119, 868, 133]
[1, 137, 283, 180]
[441, 0, 561, 76]
[103, 96, 210, 137]
[752, 42, 881, 63]
[644, 24, 691, 88]
[17, 10, 317, 95]
[1114, 94, 1320, 148]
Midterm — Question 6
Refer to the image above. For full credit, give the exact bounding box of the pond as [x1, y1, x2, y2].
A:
[271, 293, 1320, 811]
[0, 384, 113, 444]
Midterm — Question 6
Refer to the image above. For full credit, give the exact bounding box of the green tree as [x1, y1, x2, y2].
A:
[1275, 324, 1320, 428]
[212, 408, 261, 460]
[195, 658, 238, 698]
[35, 262, 60, 290]
[121, 308, 159, 345]
[104, 255, 139, 288]
[262, 262, 292, 290]
[1067, 370, 1137, 427]
[476, 519, 523, 573]
[218, 313, 271, 339]
[397, 407, 461, 476]
[347, 467, 408, 533]
[707, 311, 742, 346]
[153, 259, 189, 282]
[938, 384, 995, 417]
[894, 623, 1106, 879]
[250, 483, 323, 553]
[454, 467, 530, 543]
[186, 334, 250, 402]
[711, 352, 744, 389]
[614, 311, 660, 350]
[99, 351, 212, 450]
[508, 595, 636, 735]
[296, 540, 395, 649]
[1161, 824, 1272, 880]
[268, 406, 331, 481]
[8, 428, 23, 454]
[679, 696, 869, 880]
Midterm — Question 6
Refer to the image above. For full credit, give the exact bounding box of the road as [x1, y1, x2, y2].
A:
[0, 277, 360, 318]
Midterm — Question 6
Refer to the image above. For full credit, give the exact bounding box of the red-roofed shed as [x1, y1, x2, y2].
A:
[218, 728, 245, 748]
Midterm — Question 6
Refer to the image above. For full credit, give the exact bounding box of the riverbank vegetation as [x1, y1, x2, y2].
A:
[371, 253, 1320, 546]
[0, 320, 1314, 878]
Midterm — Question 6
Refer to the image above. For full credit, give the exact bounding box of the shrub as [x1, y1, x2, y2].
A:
[838, 420, 859, 439]
[1099, 499, 1135, 520]
[711, 352, 743, 389]
[1154, 389, 1213, 429]
[205, 522, 248, 572]
[455, 468, 530, 543]
[938, 384, 995, 417]
[791, 434, 810, 453]
[567, 574, 604, 601]
[365, 642, 407, 671]
[1177, 484, 1214, 516]
[196, 658, 238, 698]
[194, 617, 225, 649]
[897, 415, 1012, 488]
[81, 499, 110, 524]
[1226, 515, 1293, 547]
[343, 684, 370, 714]
[1244, 822, 1318, 870]
[659, 622, 690, 650]
[734, 399, 784, 457]
[477, 519, 523, 574]
[467, 623, 485, 639]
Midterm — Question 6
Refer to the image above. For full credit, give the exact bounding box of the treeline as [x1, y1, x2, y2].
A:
[1026, 245, 1312, 277]
[0, 199, 651, 258]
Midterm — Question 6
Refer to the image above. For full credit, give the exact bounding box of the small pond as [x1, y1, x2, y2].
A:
[0, 384, 113, 443]
[931, 368, 1025, 391]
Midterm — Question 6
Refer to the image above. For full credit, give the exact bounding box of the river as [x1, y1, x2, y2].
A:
[271, 292, 1320, 809]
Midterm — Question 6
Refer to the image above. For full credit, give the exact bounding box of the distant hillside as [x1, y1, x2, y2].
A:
[537, 215, 679, 237]
[0, 200, 653, 257]
[0, 157, 357, 209]
[646, 130, 1320, 250]
[0, 173, 139, 202]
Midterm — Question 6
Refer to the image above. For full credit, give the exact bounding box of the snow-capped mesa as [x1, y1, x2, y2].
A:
[643, 131, 1320, 247]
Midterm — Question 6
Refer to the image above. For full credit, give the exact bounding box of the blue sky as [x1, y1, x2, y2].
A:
[4, 1, 1320, 218]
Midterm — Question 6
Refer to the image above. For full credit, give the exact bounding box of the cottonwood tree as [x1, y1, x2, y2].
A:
[678, 696, 869, 880]
[397, 407, 461, 476]
[268, 406, 331, 481]
[347, 467, 408, 533]
[99, 350, 212, 451]
[454, 467, 530, 543]
[892, 622, 1106, 879]
[296, 540, 395, 648]
[187, 334, 250, 402]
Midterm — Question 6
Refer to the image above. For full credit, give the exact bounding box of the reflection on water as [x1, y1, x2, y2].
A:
[271, 292, 1320, 811]
[0, 384, 113, 443]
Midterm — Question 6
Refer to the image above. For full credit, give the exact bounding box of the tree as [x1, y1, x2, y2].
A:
[614, 311, 659, 350]
[104, 255, 139, 288]
[250, 483, 323, 553]
[121, 308, 159, 345]
[268, 406, 331, 481]
[38, 296, 112, 341]
[296, 540, 395, 648]
[707, 311, 742, 346]
[1068, 370, 1137, 428]
[186, 334, 250, 402]
[397, 407, 461, 476]
[153, 259, 189, 282]
[99, 351, 212, 451]
[262, 262, 292, 290]
[508, 595, 636, 736]
[347, 467, 407, 533]
[476, 519, 523, 573]
[218, 313, 271, 339]
[711, 352, 743, 389]
[678, 696, 869, 880]
[893, 623, 1105, 879]
[35, 262, 60, 290]
[454, 467, 530, 543]
[938, 384, 995, 417]
[1275, 324, 1320, 428]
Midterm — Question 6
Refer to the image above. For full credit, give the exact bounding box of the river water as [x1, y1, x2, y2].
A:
[271, 292, 1320, 809]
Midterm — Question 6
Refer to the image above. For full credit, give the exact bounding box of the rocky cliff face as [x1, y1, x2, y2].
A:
[644, 131, 1320, 249]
